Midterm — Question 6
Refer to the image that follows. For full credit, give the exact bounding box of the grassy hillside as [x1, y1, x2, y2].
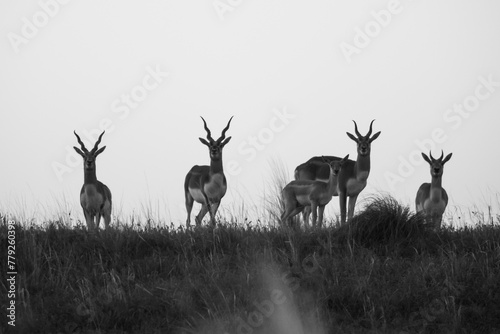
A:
[1, 196, 500, 334]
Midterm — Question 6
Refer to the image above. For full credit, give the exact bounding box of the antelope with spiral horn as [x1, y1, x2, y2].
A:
[184, 116, 233, 227]
[415, 150, 452, 228]
[294, 120, 381, 224]
[73, 131, 112, 230]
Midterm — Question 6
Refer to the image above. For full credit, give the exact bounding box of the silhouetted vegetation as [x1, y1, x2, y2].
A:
[1, 196, 500, 333]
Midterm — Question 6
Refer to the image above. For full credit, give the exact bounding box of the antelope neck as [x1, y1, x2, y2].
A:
[430, 175, 443, 201]
[355, 153, 371, 177]
[210, 156, 224, 174]
[326, 171, 338, 195]
[84, 167, 98, 184]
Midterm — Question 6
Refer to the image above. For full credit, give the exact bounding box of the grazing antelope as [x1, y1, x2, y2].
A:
[184, 116, 233, 227]
[295, 120, 381, 224]
[281, 155, 349, 228]
[415, 151, 452, 228]
[73, 131, 112, 230]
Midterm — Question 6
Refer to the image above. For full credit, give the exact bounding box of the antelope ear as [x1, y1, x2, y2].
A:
[442, 153, 453, 164]
[346, 132, 358, 143]
[369, 131, 381, 143]
[421, 153, 431, 164]
[95, 146, 106, 157]
[73, 147, 85, 158]
[342, 154, 349, 162]
[199, 138, 210, 146]
[221, 136, 231, 147]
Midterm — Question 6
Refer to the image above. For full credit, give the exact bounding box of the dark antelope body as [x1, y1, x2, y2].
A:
[294, 120, 381, 224]
[184, 116, 233, 227]
[73, 131, 112, 230]
[415, 151, 452, 228]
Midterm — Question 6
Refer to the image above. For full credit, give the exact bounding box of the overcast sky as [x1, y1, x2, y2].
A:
[1, 0, 500, 226]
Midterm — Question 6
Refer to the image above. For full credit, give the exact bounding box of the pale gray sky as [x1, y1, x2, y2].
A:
[1, 0, 500, 225]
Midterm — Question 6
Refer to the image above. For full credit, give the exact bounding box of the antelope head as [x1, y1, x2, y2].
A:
[322, 155, 349, 176]
[199, 116, 233, 161]
[422, 151, 452, 178]
[73, 131, 106, 171]
[346, 120, 381, 156]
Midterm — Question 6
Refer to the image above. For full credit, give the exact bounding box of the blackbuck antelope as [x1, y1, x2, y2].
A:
[295, 120, 381, 224]
[73, 131, 112, 230]
[184, 116, 233, 227]
[415, 151, 452, 228]
[281, 155, 349, 228]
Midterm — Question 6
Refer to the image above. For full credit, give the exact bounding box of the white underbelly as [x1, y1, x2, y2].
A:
[81, 185, 104, 212]
[189, 174, 227, 204]
[204, 174, 226, 199]
[296, 194, 311, 206]
[189, 188, 206, 203]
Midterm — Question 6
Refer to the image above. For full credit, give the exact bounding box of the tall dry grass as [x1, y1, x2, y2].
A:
[2, 193, 500, 333]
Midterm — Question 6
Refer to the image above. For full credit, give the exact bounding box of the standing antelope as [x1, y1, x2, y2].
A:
[184, 116, 233, 227]
[281, 155, 349, 228]
[295, 120, 381, 224]
[415, 151, 452, 228]
[73, 131, 112, 230]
